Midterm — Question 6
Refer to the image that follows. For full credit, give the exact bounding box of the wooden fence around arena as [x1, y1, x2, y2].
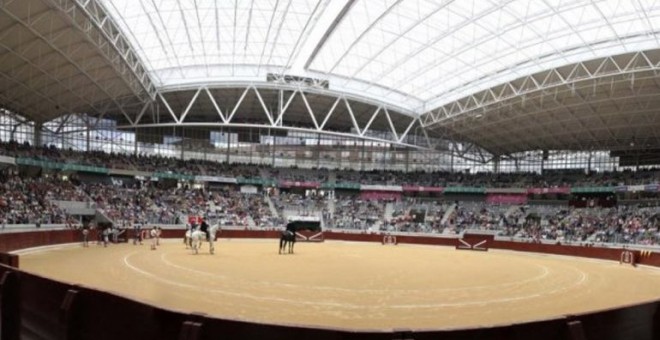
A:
[0, 228, 658, 340]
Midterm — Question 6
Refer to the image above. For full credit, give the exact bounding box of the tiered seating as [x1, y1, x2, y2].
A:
[331, 196, 385, 230]
[0, 175, 76, 224]
[270, 192, 325, 218]
[0, 140, 658, 245]
[268, 167, 328, 182]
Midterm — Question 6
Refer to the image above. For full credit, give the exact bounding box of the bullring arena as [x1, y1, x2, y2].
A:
[3, 0, 660, 339]
[16, 236, 660, 331]
[0, 229, 659, 340]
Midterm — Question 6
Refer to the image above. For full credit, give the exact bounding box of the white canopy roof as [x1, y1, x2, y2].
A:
[101, 0, 660, 114]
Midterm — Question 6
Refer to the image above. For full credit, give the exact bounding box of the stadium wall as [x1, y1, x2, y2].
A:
[0, 229, 658, 340]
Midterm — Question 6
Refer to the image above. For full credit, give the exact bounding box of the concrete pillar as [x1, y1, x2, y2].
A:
[33, 122, 43, 147]
[180, 128, 185, 160]
[270, 129, 276, 166]
[133, 129, 138, 155]
[86, 127, 90, 151]
[316, 134, 321, 168]
[405, 148, 410, 172]
[450, 150, 454, 172]
[360, 140, 366, 171]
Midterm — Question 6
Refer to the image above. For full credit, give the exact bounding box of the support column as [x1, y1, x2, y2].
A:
[270, 129, 276, 166]
[220, 128, 231, 164]
[225, 131, 230, 164]
[541, 150, 547, 175]
[204, 139, 208, 161]
[360, 140, 366, 171]
[180, 128, 185, 160]
[405, 148, 410, 172]
[133, 129, 138, 155]
[493, 155, 500, 174]
[86, 127, 90, 152]
[450, 149, 454, 172]
[249, 129, 253, 164]
[10, 124, 18, 142]
[33, 122, 43, 147]
[316, 134, 321, 168]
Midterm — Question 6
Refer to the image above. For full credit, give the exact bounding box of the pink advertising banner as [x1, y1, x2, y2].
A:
[360, 191, 403, 201]
[527, 187, 571, 195]
[402, 186, 444, 193]
[486, 194, 528, 205]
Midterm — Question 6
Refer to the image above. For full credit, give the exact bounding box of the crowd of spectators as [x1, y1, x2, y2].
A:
[331, 196, 385, 230]
[1, 140, 659, 187]
[335, 168, 660, 188]
[0, 169, 656, 245]
[443, 203, 660, 246]
[0, 173, 77, 225]
[0, 140, 261, 177]
[386, 199, 449, 233]
[327, 198, 659, 246]
[270, 191, 326, 218]
[82, 181, 276, 228]
[0, 140, 658, 245]
[268, 167, 329, 182]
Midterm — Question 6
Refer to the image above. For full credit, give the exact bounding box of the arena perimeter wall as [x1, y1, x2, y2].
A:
[0, 229, 658, 340]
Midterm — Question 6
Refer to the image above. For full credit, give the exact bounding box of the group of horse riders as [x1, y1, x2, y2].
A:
[186, 218, 212, 241]
[81, 216, 296, 254]
[184, 216, 222, 254]
[186, 216, 296, 255]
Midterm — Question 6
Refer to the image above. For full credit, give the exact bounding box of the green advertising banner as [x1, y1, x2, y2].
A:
[16, 158, 108, 174]
[321, 182, 361, 190]
[443, 186, 487, 194]
[153, 172, 195, 181]
[570, 186, 616, 193]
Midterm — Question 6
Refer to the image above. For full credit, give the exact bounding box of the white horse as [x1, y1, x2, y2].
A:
[190, 224, 221, 255]
[184, 228, 195, 249]
[183, 224, 201, 249]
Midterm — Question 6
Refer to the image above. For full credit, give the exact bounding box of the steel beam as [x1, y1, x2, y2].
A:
[58, 0, 155, 99]
[119, 122, 429, 150]
[423, 51, 660, 127]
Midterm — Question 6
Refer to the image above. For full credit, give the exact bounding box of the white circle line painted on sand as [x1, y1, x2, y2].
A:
[12, 242, 85, 255]
[159, 252, 229, 279]
[158, 248, 553, 294]
[123, 249, 588, 310]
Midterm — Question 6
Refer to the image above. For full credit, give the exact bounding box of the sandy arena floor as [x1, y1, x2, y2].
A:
[16, 239, 660, 330]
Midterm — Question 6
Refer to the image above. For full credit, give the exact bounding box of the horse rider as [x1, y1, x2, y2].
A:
[200, 219, 210, 241]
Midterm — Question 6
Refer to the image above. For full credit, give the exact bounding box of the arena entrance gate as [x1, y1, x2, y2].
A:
[456, 232, 494, 251]
[286, 218, 324, 242]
